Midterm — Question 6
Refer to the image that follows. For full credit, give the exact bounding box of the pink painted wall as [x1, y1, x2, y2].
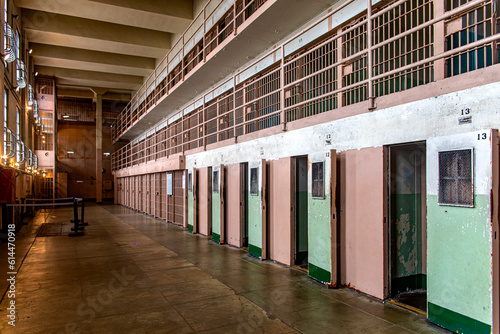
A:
[340, 147, 386, 299]
[268, 158, 293, 266]
[197, 168, 210, 236]
[226, 164, 242, 247]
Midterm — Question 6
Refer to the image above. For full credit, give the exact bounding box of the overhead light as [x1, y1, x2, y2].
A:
[2, 155, 8, 159]
[67, 151, 74, 154]
[42, 173, 46, 177]
[15, 86, 20, 92]
[62, 115, 69, 119]
[103, 152, 110, 156]
[27, 106, 32, 110]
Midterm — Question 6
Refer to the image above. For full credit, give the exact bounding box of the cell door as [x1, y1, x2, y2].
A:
[427, 130, 499, 334]
[225, 163, 242, 247]
[166, 172, 174, 223]
[212, 165, 225, 243]
[173, 170, 184, 226]
[268, 157, 294, 266]
[187, 168, 197, 233]
[247, 160, 267, 259]
[307, 150, 338, 286]
[155, 173, 161, 218]
[197, 167, 212, 236]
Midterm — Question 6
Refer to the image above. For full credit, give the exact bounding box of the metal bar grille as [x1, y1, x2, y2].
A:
[110, 0, 500, 172]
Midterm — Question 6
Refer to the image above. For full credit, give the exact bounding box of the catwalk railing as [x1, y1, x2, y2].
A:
[111, 0, 269, 142]
[112, 0, 499, 171]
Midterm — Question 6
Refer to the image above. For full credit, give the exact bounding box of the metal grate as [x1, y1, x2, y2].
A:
[445, 0, 498, 76]
[438, 149, 473, 206]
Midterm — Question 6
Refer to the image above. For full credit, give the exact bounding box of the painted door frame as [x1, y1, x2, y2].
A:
[240, 162, 247, 247]
[193, 168, 198, 233]
[261, 159, 267, 259]
[330, 150, 338, 287]
[183, 170, 188, 228]
[385, 142, 427, 299]
[220, 165, 225, 243]
[493, 130, 499, 334]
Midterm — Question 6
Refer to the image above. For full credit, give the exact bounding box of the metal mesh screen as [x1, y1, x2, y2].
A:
[438, 149, 473, 206]
[312, 162, 324, 199]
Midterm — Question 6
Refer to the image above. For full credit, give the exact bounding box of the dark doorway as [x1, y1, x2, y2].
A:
[388, 142, 427, 312]
[295, 156, 308, 269]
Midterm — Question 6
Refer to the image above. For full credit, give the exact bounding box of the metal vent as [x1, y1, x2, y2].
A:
[312, 162, 325, 199]
[16, 60, 27, 89]
[3, 22, 16, 63]
[27, 84, 34, 106]
[3, 127, 16, 159]
[438, 149, 473, 207]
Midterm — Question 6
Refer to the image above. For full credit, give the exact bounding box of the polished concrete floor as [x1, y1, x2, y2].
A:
[0, 204, 450, 333]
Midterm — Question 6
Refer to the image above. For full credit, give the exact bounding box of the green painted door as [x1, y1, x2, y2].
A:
[187, 168, 196, 233]
[247, 160, 267, 259]
[212, 165, 224, 243]
[307, 150, 337, 285]
[427, 130, 495, 333]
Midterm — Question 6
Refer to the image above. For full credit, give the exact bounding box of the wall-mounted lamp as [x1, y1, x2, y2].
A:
[67, 151, 74, 154]
[103, 152, 110, 156]
[28, 49, 33, 54]
[62, 115, 69, 119]
[34, 72, 38, 76]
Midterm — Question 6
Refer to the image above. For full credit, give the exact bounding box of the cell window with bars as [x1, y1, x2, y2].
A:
[312, 162, 325, 199]
[213, 170, 219, 193]
[445, 2, 498, 77]
[438, 149, 473, 207]
[250, 167, 259, 195]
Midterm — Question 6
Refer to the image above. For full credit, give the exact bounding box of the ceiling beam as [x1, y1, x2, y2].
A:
[36, 66, 143, 90]
[22, 9, 171, 58]
[15, 0, 193, 34]
[31, 43, 155, 77]
[57, 87, 131, 101]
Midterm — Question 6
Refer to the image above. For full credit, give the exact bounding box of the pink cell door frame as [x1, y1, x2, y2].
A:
[220, 165, 226, 243]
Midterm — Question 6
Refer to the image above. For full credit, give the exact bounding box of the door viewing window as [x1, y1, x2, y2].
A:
[250, 167, 258, 195]
[312, 161, 324, 199]
[438, 149, 473, 207]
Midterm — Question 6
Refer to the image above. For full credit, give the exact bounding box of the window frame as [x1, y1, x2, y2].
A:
[311, 161, 325, 199]
[437, 148, 474, 208]
[250, 167, 259, 196]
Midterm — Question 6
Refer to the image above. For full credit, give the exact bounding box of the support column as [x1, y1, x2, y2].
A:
[91, 88, 107, 203]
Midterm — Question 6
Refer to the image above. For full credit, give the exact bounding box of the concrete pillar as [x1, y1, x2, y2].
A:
[92, 88, 107, 203]
[96, 93, 103, 203]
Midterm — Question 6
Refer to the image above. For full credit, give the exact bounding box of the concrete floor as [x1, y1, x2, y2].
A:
[0, 204, 450, 333]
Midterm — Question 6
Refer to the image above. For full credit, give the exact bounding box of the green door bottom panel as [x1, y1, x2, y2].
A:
[188, 224, 193, 233]
[428, 302, 491, 334]
[309, 263, 331, 284]
[212, 232, 220, 243]
[248, 244, 262, 258]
